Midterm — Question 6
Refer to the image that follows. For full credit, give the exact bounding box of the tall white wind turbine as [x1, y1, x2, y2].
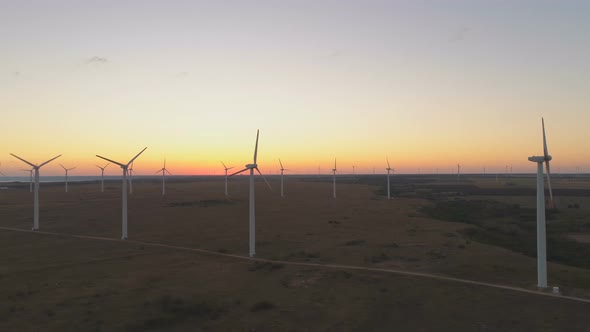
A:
[21, 168, 34, 192]
[156, 159, 172, 195]
[59, 164, 76, 193]
[528, 118, 554, 288]
[332, 158, 337, 199]
[279, 159, 289, 197]
[128, 162, 135, 194]
[221, 161, 234, 196]
[95, 163, 110, 192]
[230, 130, 272, 257]
[10, 153, 61, 230]
[386, 157, 394, 200]
[96, 147, 147, 239]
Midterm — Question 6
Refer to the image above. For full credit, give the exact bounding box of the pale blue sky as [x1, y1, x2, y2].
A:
[1, 1, 589, 175]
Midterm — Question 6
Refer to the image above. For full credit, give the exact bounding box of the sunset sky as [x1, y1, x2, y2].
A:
[1, 0, 589, 176]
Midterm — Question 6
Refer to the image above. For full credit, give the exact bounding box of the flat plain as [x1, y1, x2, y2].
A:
[1, 175, 589, 331]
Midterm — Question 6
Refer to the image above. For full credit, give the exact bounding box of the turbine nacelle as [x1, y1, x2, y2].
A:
[528, 155, 551, 163]
[246, 163, 257, 169]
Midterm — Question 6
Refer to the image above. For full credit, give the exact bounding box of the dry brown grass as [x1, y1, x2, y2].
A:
[1, 177, 589, 331]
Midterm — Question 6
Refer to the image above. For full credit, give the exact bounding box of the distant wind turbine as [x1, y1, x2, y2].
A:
[10, 153, 61, 230]
[279, 159, 289, 197]
[332, 158, 337, 199]
[528, 118, 554, 288]
[221, 161, 234, 196]
[95, 163, 110, 192]
[156, 159, 172, 195]
[59, 164, 76, 193]
[0, 162, 4, 176]
[457, 163, 461, 177]
[386, 157, 394, 200]
[96, 147, 147, 239]
[230, 130, 272, 257]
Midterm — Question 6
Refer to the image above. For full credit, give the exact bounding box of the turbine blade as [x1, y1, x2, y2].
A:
[59, 163, 66, 170]
[279, 158, 284, 169]
[545, 160, 554, 207]
[387, 157, 391, 169]
[104, 163, 110, 169]
[230, 167, 249, 177]
[39, 155, 62, 167]
[221, 161, 227, 169]
[155, 169, 162, 174]
[96, 155, 125, 167]
[10, 153, 36, 168]
[228, 167, 234, 170]
[127, 147, 148, 166]
[253, 129, 259, 164]
[542, 118, 549, 159]
[165, 169, 172, 175]
[334, 158, 337, 170]
[255, 167, 273, 191]
[164, 158, 166, 169]
[68, 167, 76, 171]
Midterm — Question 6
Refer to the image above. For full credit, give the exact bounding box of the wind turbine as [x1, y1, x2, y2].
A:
[95, 163, 110, 192]
[230, 130, 271, 257]
[59, 164, 76, 193]
[21, 168, 33, 192]
[332, 158, 337, 199]
[0, 162, 4, 176]
[96, 147, 147, 239]
[279, 159, 289, 197]
[128, 162, 135, 194]
[156, 159, 172, 195]
[528, 118, 554, 288]
[10, 153, 61, 230]
[386, 157, 394, 200]
[221, 161, 234, 196]
[457, 163, 461, 177]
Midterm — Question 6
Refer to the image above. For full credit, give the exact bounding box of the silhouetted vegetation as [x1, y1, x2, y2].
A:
[169, 200, 235, 207]
[247, 261, 284, 272]
[250, 301, 276, 312]
[126, 295, 227, 331]
[422, 199, 590, 269]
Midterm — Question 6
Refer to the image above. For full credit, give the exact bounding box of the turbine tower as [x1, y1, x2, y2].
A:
[332, 158, 337, 199]
[156, 159, 171, 195]
[527, 118, 554, 288]
[95, 163, 110, 192]
[221, 161, 234, 196]
[128, 162, 135, 194]
[386, 157, 394, 200]
[96, 147, 147, 239]
[279, 159, 289, 197]
[59, 164, 76, 193]
[10, 153, 61, 230]
[230, 130, 271, 257]
[457, 163, 461, 177]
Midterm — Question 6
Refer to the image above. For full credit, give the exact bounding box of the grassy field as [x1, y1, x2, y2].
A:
[1, 175, 589, 331]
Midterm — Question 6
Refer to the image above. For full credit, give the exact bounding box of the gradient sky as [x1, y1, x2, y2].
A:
[1, 0, 589, 176]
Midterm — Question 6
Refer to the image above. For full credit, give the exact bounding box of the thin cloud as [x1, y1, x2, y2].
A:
[86, 56, 108, 64]
[448, 27, 471, 43]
